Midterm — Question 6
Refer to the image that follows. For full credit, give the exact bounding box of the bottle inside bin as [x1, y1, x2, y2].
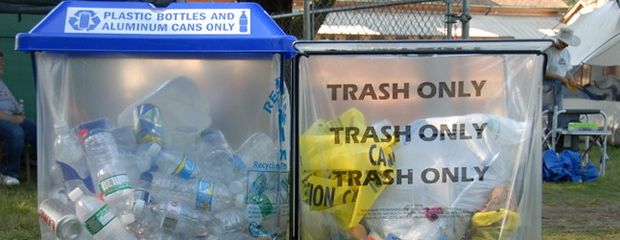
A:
[151, 150, 200, 180]
[145, 172, 245, 211]
[68, 187, 137, 240]
[148, 197, 211, 238]
[38, 198, 83, 240]
[235, 132, 278, 172]
[199, 128, 246, 180]
[54, 122, 93, 193]
[134, 103, 164, 173]
[77, 119, 136, 225]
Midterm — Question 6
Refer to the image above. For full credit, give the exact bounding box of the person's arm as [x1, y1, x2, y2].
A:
[0, 111, 24, 123]
[545, 69, 581, 90]
[544, 71, 569, 85]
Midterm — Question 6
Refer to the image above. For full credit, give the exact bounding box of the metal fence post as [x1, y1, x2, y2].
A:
[445, 0, 453, 39]
[303, 0, 311, 40]
[462, 0, 469, 39]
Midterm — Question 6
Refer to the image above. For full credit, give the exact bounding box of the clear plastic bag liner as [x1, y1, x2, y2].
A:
[35, 52, 291, 239]
[297, 54, 543, 240]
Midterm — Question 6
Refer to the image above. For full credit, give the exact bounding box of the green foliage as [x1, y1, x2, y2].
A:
[564, 0, 579, 8]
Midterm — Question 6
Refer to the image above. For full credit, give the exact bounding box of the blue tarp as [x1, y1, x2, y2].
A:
[543, 149, 598, 183]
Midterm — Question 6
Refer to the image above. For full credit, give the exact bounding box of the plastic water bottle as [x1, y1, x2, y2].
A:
[248, 222, 282, 239]
[68, 187, 137, 240]
[199, 128, 245, 179]
[208, 208, 248, 234]
[16, 98, 24, 114]
[148, 198, 210, 237]
[111, 126, 138, 156]
[146, 173, 243, 211]
[144, 230, 180, 240]
[134, 104, 164, 173]
[77, 119, 136, 225]
[205, 232, 251, 240]
[126, 189, 152, 240]
[151, 150, 198, 180]
[54, 123, 93, 193]
[134, 142, 161, 173]
[235, 132, 278, 172]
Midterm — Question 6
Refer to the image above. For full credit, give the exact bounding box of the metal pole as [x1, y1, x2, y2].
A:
[462, 0, 469, 39]
[445, 0, 453, 39]
[303, 0, 311, 40]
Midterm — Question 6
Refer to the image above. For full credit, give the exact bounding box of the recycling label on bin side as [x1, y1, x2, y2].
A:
[64, 8, 251, 34]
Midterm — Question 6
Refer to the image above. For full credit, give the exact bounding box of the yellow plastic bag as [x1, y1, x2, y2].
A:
[300, 108, 397, 231]
[470, 208, 520, 240]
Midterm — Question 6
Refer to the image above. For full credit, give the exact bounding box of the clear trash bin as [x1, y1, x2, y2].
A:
[16, 2, 295, 239]
[292, 40, 550, 240]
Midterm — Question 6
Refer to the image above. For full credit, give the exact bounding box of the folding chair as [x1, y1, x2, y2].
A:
[542, 79, 612, 176]
[543, 107, 611, 175]
[0, 141, 36, 183]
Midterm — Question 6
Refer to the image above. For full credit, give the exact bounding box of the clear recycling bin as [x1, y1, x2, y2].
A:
[16, 1, 295, 239]
[293, 40, 550, 240]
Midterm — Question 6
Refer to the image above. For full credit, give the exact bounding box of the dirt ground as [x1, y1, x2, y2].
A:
[543, 202, 620, 235]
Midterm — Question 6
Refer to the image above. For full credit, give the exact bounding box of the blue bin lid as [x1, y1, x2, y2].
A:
[16, 1, 296, 57]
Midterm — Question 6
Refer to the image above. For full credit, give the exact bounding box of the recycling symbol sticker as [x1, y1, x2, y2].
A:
[68, 10, 101, 31]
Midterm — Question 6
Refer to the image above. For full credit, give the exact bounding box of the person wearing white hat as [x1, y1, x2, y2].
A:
[543, 27, 582, 110]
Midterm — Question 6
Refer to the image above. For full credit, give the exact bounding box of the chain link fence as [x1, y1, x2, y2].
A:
[273, 0, 464, 40]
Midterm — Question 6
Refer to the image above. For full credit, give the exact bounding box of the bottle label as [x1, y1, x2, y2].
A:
[84, 205, 115, 235]
[172, 156, 195, 179]
[161, 200, 181, 231]
[195, 179, 215, 211]
[161, 216, 179, 231]
[99, 174, 133, 197]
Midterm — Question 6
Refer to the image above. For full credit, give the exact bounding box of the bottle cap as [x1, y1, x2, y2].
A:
[120, 213, 135, 225]
[146, 142, 162, 157]
[67, 187, 84, 202]
[140, 172, 153, 183]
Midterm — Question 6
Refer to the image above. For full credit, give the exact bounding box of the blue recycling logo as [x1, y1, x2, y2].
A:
[68, 10, 101, 31]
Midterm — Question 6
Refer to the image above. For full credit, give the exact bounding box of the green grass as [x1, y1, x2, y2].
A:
[542, 145, 620, 239]
[0, 182, 39, 240]
[2, 146, 619, 239]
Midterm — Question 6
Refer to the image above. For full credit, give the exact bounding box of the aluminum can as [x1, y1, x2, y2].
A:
[136, 103, 163, 145]
[38, 198, 82, 240]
